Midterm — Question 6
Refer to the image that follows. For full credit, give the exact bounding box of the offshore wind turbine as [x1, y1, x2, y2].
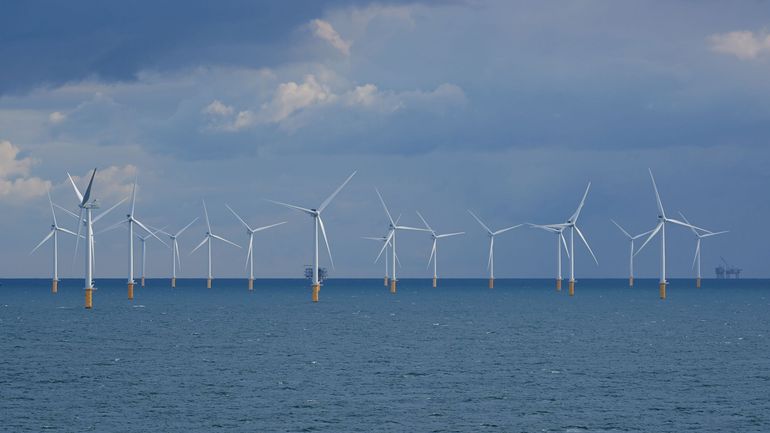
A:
[159, 218, 198, 287]
[611, 219, 654, 287]
[529, 224, 570, 291]
[269, 171, 356, 302]
[416, 211, 464, 287]
[363, 234, 392, 286]
[635, 169, 707, 299]
[532, 183, 598, 296]
[225, 204, 286, 290]
[375, 189, 429, 294]
[191, 200, 241, 288]
[137, 226, 169, 288]
[468, 210, 521, 289]
[678, 212, 728, 288]
[68, 168, 127, 309]
[102, 178, 164, 299]
[30, 190, 79, 293]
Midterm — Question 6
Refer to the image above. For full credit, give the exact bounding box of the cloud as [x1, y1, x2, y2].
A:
[311, 19, 352, 56]
[0, 140, 51, 201]
[709, 30, 770, 60]
[202, 100, 234, 116]
[48, 111, 66, 124]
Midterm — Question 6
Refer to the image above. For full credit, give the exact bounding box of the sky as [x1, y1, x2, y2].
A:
[1, 0, 768, 280]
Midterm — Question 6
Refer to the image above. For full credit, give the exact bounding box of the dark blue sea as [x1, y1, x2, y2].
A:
[1, 278, 768, 432]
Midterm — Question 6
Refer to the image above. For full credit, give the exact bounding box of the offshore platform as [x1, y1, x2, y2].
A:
[305, 266, 328, 282]
[715, 256, 742, 279]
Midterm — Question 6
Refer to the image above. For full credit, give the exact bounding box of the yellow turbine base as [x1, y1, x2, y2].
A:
[85, 288, 93, 309]
[384, 276, 389, 286]
[128, 282, 134, 300]
[312, 284, 320, 302]
[249, 278, 254, 291]
[171, 277, 176, 288]
[432, 277, 437, 288]
[390, 280, 397, 294]
[659, 282, 667, 300]
[696, 278, 701, 288]
[569, 280, 575, 297]
[207, 278, 212, 289]
[556, 279, 562, 291]
[489, 278, 494, 289]
[629, 276, 634, 287]
[51, 279, 58, 294]
[141, 277, 145, 287]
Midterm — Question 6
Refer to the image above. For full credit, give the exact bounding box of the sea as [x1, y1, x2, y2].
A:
[1, 278, 768, 432]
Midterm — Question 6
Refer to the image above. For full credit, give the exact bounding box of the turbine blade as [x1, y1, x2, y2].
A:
[202, 199, 211, 232]
[427, 239, 436, 269]
[416, 211, 433, 233]
[66, 172, 84, 203]
[174, 241, 182, 270]
[375, 188, 395, 226]
[493, 224, 522, 236]
[569, 182, 591, 223]
[252, 221, 287, 233]
[53, 203, 80, 219]
[394, 250, 402, 268]
[210, 233, 241, 248]
[677, 212, 700, 237]
[649, 169, 665, 219]
[574, 225, 598, 265]
[701, 230, 729, 238]
[245, 235, 253, 271]
[47, 189, 58, 227]
[318, 216, 334, 269]
[374, 231, 392, 262]
[73, 208, 84, 262]
[266, 199, 314, 215]
[560, 232, 570, 259]
[81, 168, 97, 206]
[190, 236, 208, 254]
[96, 219, 126, 235]
[226, 204, 252, 231]
[692, 238, 700, 269]
[468, 210, 492, 234]
[611, 219, 632, 239]
[134, 219, 167, 246]
[130, 178, 137, 217]
[666, 218, 708, 232]
[318, 171, 356, 213]
[31, 231, 54, 254]
[634, 222, 663, 257]
[487, 237, 494, 270]
[92, 197, 128, 224]
[632, 228, 656, 240]
[437, 232, 464, 238]
[57, 227, 79, 237]
[175, 217, 199, 237]
[395, 225, 431, 232]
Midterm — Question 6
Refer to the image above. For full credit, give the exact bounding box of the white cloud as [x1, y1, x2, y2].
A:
[48, 111, 66, 124]
[709, 30, 770, 60]
[64, 164, 137, 203]
[0, 140, 51, 202]
[311, 19, 352, 56]
[203, 100, 234, 116]
[262, 74, 336, 123]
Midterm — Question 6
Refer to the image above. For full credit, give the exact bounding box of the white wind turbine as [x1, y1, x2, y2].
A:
[635, 169, 708, 299]
[268, 171, 356, 302]
[678, 212, 728, 288]
[136, 226, 169, 288]
[362, 214, 403, 287]
[101, 178, 164, 300]
[159, 218, 198, 288]
[30, 190, 79, 293]
[528, 224, 570, 291]
[611, 219, 654, 287]
[225, 204, 287, 290]
[68, 168, 127, 309]
[191, 200, 241, 288]
[375, 189, 430, 294]
[532, 182, 598, 296]
[416, 211, 464, 287]
[468, 210, 522, 289]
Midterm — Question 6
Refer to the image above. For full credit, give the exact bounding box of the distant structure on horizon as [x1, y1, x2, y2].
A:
[715, 256, 742, 279]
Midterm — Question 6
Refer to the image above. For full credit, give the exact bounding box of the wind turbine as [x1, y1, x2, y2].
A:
[678, 212, 728, 288]
[528, 224, 570, 291]
[191, 200, 241, 288]
[159, 218, 198, 288]
[363, 214, 403, 286]
[416, 211, 464, 287]
[137, 226, 169, 288]
[635, 169, 707, 299]
[375, 189, 429, 294]
[611, 219, 654, 287]
[468, 210, 522, 289]
[30, 190, 79, 293]
[225, 204, 286, 290]
[68, 168, 127, 309]
[268, 171, 356, 302]
[101, 178, 164, 300]
[532, 182, 598, 296]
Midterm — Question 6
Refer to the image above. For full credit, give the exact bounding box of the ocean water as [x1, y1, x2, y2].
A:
[1, 277, 768, 432]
